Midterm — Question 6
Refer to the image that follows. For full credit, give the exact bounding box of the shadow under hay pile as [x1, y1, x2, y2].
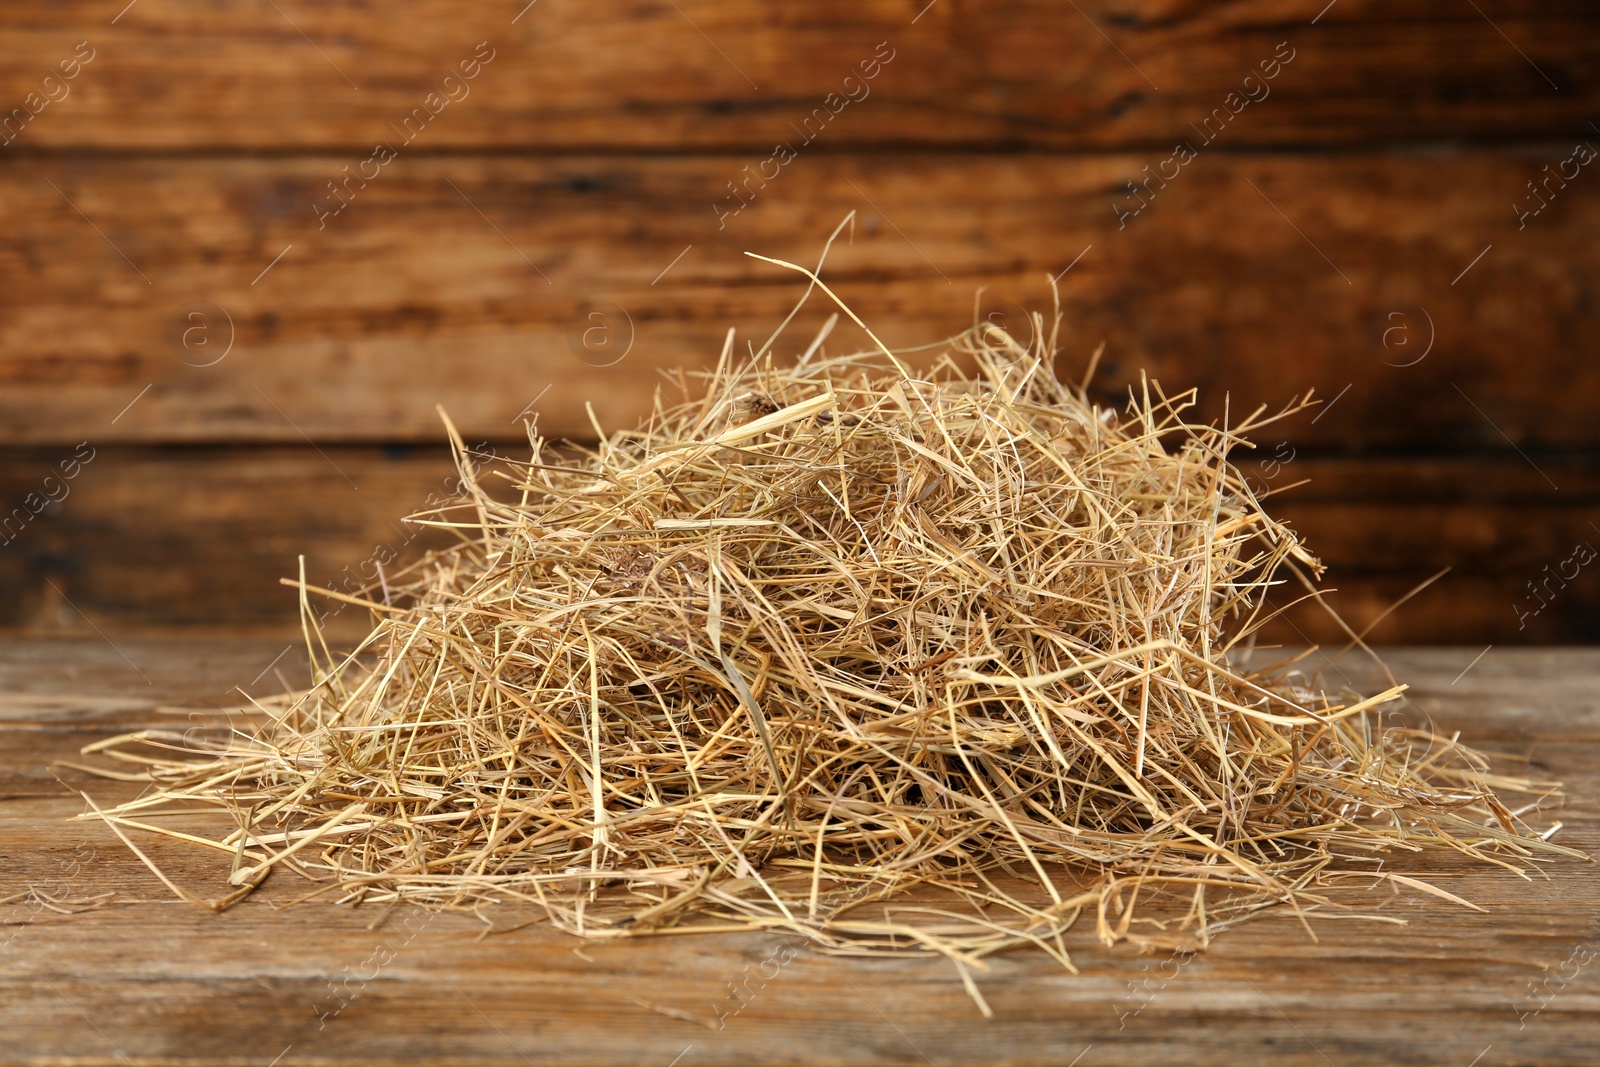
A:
[79, 292, 1577, 1007]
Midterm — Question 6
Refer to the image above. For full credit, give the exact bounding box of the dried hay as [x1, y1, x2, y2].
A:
[77, 258, 1577, 1001]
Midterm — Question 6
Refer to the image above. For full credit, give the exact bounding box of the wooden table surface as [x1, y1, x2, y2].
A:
[3, 638, 1596, 1066]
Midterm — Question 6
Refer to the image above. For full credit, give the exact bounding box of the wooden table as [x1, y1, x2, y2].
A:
[3, 639, 1596, 1066]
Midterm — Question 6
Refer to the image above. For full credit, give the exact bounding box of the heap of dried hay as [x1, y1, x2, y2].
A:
[80, 268, 1574, 998]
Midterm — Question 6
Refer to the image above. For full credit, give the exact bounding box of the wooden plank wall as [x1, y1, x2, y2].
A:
[1, 1, 1597, 644]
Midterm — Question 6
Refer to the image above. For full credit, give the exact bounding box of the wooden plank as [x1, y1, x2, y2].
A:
[3, 641, 1597, 1065]
[0, 446, 465, 637]
[0, 2, 1596, 150]
[1264, 456, 1600, 644]
[2, 448, 1594, 642]
[1, 152, 1596, 448]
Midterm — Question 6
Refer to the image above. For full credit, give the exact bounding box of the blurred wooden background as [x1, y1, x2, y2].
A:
[1, 0, 1597, 644]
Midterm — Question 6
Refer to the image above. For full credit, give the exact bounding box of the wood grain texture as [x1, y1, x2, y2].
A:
[2, 152, 1596, 449]
[2, 1, 1594, 645]
[1258, 456, 1600, 644]
[0, 1, 1595, 151]
[3, 640, 1597, 1065]
[2, 448, 1594, 643]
